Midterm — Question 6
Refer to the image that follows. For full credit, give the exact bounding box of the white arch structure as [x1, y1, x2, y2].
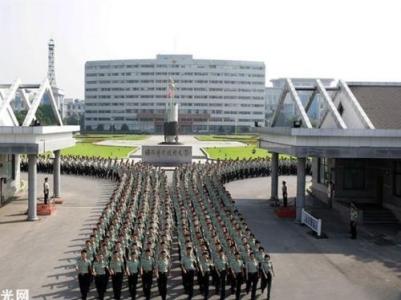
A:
[0, 77, 63, 127]
[269, 78, 374, 130]
[0, 77, 78, 221]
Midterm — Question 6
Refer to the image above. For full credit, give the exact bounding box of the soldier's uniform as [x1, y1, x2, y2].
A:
[109, 254, 124, 300]
[92, 256, 108, 300]
[230, 254, 245, 300]
[181, 250, 197, 299]
[246, 254, 259, 300]
[350, 204, 358, 239]
[260, 255, 274, 300]
[214, 252, 228, 300]
[76, 253, 92, 300]
[156, 254, 170, 300]
[141, 253, 154, 300]
[126, 256, 140, 300]
[198, 252, 212, 300]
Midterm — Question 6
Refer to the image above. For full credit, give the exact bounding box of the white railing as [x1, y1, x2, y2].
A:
[301, 208, 322, 237]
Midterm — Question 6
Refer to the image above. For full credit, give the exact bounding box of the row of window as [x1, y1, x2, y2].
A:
[85, 102, 264, 108]
[86, 82, 264, 93]
[85, 109, 264, 115]
[86, 64, 264, 71]
[88, 72, 264, 78]
[86, 95, 265, 101]
[87, 87, 265, 93]
[85, 117, 263, 123]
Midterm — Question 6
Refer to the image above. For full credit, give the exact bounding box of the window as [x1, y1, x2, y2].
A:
[343, 165, 365, 190]
[318, 158, 328, 185]
[394, 161, 401, 197]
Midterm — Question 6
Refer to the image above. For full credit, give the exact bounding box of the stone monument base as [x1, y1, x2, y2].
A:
[142, 144, 192, 166]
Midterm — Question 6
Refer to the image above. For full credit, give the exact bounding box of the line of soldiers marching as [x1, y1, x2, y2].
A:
[172, 160, 276, 300]
[21, 155, 133, 181]
[68, 157, 279, 299]
[75, 163, 174, 300]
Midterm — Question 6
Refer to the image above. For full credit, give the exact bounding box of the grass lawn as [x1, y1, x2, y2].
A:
[61, 143, 135, 158]
[204, 146, 270, 160]
[75, 134, 148, 143]
[57, 133, 145, 158]
[195, 134, 258, 145]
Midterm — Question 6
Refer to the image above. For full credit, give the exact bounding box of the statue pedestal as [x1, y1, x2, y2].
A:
[142, 145, 192, 166]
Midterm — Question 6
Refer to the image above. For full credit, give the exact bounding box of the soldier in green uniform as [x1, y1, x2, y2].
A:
[140, 249, 154, 300]
[214, 249, 228, 300]
[126, 253, 140, 300]
[198, 251, 212, 300]
[109, 251, 124, 300]
[246, 251, 259, 300]
[260, 254, 275, 300]
[156, 250, 170, 300]
[350, 202, 358, 239]
[75, 249, 92, 300]
[230, 251, 245, 300]
[92, 253, 108, 300]
[181, 246, 197, 299]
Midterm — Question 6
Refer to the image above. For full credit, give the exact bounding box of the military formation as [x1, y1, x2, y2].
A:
[21, 155, 133, 181]
[172, 160, 275, 300]
[34, 155, 282, 299]
[21, 154, 311, 182]
[75, 163, 173, 300]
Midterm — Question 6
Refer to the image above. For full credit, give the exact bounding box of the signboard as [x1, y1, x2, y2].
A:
[142, 145, 192, 165]
[301, 208, 322, 237]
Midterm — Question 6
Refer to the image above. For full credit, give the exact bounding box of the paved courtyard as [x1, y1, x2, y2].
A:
[0, 174, 400, 299]
[226, 176, 401, 300]
[0, 174, 115, 299]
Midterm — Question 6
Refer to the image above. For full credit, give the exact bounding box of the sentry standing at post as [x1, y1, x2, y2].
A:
[43, 177, 50, 205]
[350, 202, 359, 239]
[282, 181, 288, 207]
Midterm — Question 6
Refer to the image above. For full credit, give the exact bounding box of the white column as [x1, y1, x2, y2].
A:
[28, 154, 38, 221]
[53, 150, 61, 198]
[296, 157, 306, 222]
[271, 152, 279, 201]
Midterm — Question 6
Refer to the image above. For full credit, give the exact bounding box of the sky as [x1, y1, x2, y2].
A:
[1, 0, 401, 99]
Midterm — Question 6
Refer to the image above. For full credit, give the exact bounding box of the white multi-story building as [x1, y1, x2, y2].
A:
[61, 98, 85, 119]
[84, 54, 265, 133]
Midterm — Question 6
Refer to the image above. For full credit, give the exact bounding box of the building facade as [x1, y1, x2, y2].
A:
[84, 54, 265, 133]
[258, 79, 401, 224]
[61, 98, 85, 119]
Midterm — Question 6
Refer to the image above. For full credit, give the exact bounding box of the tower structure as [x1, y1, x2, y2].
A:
[48, 39, 57, 88]
[47, 39, 63, 110]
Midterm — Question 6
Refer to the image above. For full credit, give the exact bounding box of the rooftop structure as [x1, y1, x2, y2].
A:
[0, 77, 79, 220]
[257, 78, 401, 223]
